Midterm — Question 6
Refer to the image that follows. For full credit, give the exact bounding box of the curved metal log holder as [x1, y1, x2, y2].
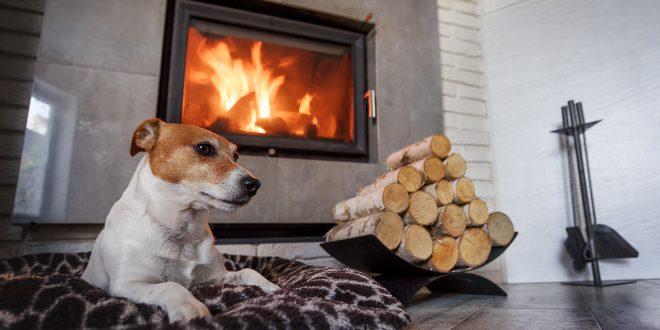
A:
[552, 100, 638, 287]
[320, 233, 517, 305]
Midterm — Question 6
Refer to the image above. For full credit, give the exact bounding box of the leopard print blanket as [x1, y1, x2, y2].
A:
[0, 253, 409, 329]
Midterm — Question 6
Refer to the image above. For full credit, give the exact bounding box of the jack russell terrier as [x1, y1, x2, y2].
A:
[82, 118, 279, 322]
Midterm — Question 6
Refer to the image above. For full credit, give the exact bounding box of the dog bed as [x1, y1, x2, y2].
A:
[0, 252, 409, 329]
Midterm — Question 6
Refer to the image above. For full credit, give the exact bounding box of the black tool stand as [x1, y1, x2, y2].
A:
[321, 233, 516, 305]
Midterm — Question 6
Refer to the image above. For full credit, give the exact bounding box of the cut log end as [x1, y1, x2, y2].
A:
[375, 212, 405, 250]
[487, 212, 515, 246]
[398, 225, 433, 263]
[466, 198, 489, 226]
[439, 204, 468, 237]
[406, 191, 439, 226]
[436, 180, 454, 206]
[429, 236, 459, 272]
[383, 183, 410, 213]
[398, 165, 424, 192]
[424, 156, 446, 182]
[453, 177, 475, 204]
[445, 153, 467, 180]
[458, 228, 492, 267]
[430, 134, 452, 159]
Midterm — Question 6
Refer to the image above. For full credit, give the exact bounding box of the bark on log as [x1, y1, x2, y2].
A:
[325, 212, 404, 250]
[457, 228, 492, 268]
[422, 180, 454, 206]
[397, 224, 433, 263]
[486, 212, 515, 247]
[386, 134, 451, 170]
[427, 236, 459, 272]
[410, 156, 446, 184]
[332, 183, 409, 222]
[464, 198, 489, 226]
[444, 153, 467, 180]
[433, 204, 468, 238]
[403, 191, 439, 226]
[357, 165, 423, 196]
[452, 177, 475, 204]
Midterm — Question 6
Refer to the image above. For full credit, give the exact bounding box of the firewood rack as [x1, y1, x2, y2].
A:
[320, 233, 516, 305]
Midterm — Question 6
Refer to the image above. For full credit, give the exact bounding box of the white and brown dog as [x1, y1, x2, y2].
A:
[82, 118, 279, 322]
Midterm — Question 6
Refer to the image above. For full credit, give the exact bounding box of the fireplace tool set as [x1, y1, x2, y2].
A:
[552, 100, 638, 287]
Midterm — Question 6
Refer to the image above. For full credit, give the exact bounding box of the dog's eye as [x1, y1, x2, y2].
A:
[194, 143, 216, 156]
[232, 150, 239, 162]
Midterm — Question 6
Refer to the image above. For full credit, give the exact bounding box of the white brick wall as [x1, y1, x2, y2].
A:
[438, 0, 501, 282]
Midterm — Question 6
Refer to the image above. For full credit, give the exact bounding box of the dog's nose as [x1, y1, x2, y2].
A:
[241, 176, 261, 196]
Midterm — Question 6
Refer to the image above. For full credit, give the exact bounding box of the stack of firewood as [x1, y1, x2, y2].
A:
[327, 134, 515, 272]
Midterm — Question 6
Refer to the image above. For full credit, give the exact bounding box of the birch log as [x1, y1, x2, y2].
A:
[357, 165, 423, 195]
[486, 212, 515, 247]
[444, 153, 467, 180]
[403, 191, 439, 226]
[397, 225, 433, 263]
[464, 198, 489, 226]
[332, 183, 409, 222]
[452, 177, 475, 204]
[433, 204, 468, 238]
[457, 228, 492, 268]
[427, 236, 459, 272]
[422, 180, 454, 206]
[325, 212, 404, 250]
[410, 156, 446, 183]
[386, 134, 451, 170]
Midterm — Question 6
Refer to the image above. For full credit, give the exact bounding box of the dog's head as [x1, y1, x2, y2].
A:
[130, 118, 260, 211]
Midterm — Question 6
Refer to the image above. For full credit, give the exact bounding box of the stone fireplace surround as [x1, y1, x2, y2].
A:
[2, 0, 498, 280]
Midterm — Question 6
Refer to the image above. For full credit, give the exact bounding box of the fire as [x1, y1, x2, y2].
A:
[182, 26, 355, 142]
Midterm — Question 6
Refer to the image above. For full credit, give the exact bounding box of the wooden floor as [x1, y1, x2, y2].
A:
[407, 279, 660, 329]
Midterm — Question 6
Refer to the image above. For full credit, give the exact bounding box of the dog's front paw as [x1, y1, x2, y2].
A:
[166, 296, 210, 322]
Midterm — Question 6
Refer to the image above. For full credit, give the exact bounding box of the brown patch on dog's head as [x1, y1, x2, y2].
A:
[130, 119, 241, 185]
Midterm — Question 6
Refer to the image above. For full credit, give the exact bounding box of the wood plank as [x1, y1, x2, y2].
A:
[0, 31, 40, 57]
[0, 80, 33, 107]
[0, 105, 28, 131]
[491, 283, 588, 309]
[0, 158, 21, 184]
[0, 54, 35, 81]
[0, 0, 46, 13]
[0, 131, 25, 158]
[453, 308, 600, 329]
[0, 8, 43, 35]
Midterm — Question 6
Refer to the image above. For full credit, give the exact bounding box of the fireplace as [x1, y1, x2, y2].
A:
[158, 0, 375, 160]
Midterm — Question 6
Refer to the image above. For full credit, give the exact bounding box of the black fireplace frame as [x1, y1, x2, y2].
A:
[157, 0, 375, 161]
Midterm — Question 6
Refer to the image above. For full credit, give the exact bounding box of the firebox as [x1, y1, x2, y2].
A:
[158, 0, 375, 160]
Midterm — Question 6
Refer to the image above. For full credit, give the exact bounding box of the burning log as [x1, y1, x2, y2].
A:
[397, 225, 433, 263]
[444, 153, 467, 180]
[486, 212, 515, 247]
[332, 183, 409, 222]
[386, 134, 452, 170]
[433, 204, 468, 238]
[325, 212, 404, 250]
[403, 191, 439, 226]
[410, 156, 446, 183]
[464, 198, 489, 226]
[256, 117, 290, 135]
[457, 228, 492, 268]
[357, 165, 423, 196]
[452, 177, 475, 204]
[427, 236, 459, 272]
[422, 180, 454, 206]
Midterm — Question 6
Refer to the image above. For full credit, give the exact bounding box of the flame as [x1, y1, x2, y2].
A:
[298, 93, 313, 116]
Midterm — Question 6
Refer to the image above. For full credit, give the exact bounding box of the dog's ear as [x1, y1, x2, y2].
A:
[130, 118, 163, 156]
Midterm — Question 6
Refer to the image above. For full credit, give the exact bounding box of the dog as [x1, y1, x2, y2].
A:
[82, 118, 279, 322]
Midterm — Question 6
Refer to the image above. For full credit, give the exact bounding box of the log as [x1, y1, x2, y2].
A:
[386, 134, 451, 170]
[457, 228, 492, 268]
[432, 204, 468, 238]
[403, 191, 439, 226]
[427, 236, 459, 272]
[422, 180, 453, 206]
[397, 224, 433, 263]
[464, 198, 489, 226]
[444, 153, 467, 180]
[332, 183, 409, 222]
[452, 177, 475, 204]
[410, 156, 446, 183]
[357, 165, 423, 196]
[325, 212, 404, 250]
[486, 212, 515, 247]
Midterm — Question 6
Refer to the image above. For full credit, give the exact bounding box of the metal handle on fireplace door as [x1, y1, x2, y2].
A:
[364, 89, 377, 122]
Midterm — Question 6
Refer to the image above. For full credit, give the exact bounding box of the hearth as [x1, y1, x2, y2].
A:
[158, 0, 375, 160]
